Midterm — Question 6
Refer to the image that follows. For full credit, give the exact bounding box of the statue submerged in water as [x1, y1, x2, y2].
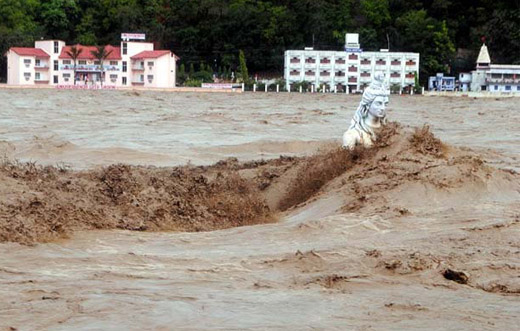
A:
[342, 71, 390, 149]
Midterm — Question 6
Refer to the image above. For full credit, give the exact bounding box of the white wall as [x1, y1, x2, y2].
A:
[285, 49, 420, 91]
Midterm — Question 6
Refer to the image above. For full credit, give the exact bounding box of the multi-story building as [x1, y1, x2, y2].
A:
[284, 33, 420, 92]
[6, 34, 178, 88]
[460, 44, 520, 93]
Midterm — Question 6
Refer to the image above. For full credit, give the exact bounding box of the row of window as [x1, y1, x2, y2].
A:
[290, 70, 415, 78]
[22, 59, 155, 69]
[291, 57, 417, 66]
[493, 85, 520, 91]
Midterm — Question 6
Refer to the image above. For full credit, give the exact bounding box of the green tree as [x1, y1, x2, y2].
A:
[237, 50, 250, 84]
[177, 63, 186, 84]
[90, 45, 112, 86]
[0, 0, 42, 82]
[188, 63, 195, 79]
[39, 0, 79, 41]
[396, 10, 455, 82]
[65, 45, 83, 85]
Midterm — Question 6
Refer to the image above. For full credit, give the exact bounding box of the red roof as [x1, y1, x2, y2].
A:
[59, 44, 122, 60]
[10, 47, 50, 58]
[131, 50, 171, 60]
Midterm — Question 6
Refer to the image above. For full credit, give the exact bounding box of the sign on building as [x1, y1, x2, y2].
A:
[121, 33, 146, 41]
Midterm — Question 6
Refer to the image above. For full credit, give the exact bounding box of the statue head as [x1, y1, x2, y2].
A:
[349, 76, 390, 133]
[367, 95, 388, 119]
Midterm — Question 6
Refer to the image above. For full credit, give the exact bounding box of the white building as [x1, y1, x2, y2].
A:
[461, 44, 520, 93]
[5, 34, 178, 88]
[284, 33, 420, 92]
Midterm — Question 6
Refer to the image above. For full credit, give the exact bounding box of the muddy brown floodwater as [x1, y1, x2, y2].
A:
[1, 89, 520, 330]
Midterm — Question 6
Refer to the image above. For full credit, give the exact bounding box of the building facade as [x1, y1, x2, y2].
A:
[284, 33, 420, 92]
[428, 73, 455, 91]
[6, 36, 178, 88]
[460, 44, 520, 93]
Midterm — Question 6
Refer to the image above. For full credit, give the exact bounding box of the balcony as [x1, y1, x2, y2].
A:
[34, 65, 49, 70]
[375, 65, 386, 71]
[348, 77, 357, 83]
[319, 62, 332, 69]
[34, 79, 49, 84]
[390, 77, 401, 83]
[132, 80, 145, 85]
[360, 76, 371, 82]
[391, 65, 401, 71]
[132, 66, 145, 71]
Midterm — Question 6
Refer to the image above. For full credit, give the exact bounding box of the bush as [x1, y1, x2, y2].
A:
[292, 81, 311, 92]
[184, 79, 202, 87]
[390, 84, 401, 94]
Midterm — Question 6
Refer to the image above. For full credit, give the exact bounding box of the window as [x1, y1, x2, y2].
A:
[147, 74, 154, 82]
[110, 61, 118, 66]
[63, 60, 71, 65]
[517, 86, 520, 91]
[140, 74, 144, 82]
[24, 72, 31, 81]
[494, 85, 498, 90]
[24, 59, 31, 67]
[147, 61, 154, 67]
[122, 61, 127, 72]
[35, 59, 41, 67]
[53, 75, 58, 84]
[78, 60, 87, 65]
[94, 61, 100, 65]
[110, 74, 117, 82]
[505, 85, 511, 91]
[54, 60, 58, 70]
[54, 41, 59, 54]
[122, 77, 127, 85]
[63, 73, 70, 82]
[35, 72, 41, 80]
[122, 42, 127, 55]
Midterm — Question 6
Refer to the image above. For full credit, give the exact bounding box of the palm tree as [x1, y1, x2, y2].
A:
[90, 46, 113, 86]
[65, 45, 83, 85]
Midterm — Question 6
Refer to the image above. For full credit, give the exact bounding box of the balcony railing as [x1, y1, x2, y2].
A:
[62, 64, 121, 72]
[34, 65, 49, 70]
[132, 66, 145, 71]
[486, 78, 520, 84]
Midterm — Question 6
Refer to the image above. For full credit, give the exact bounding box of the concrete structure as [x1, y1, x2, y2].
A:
[428, 73, 455, 91]
[284, 33, 420, 92]
[460, 44, 520, 93]
[6, 36, 178, 88]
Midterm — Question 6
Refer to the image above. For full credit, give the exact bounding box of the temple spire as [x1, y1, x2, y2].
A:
[476, 43, 491, 69]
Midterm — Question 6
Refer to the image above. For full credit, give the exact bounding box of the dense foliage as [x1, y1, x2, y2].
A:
[1, 0, 519, 83]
